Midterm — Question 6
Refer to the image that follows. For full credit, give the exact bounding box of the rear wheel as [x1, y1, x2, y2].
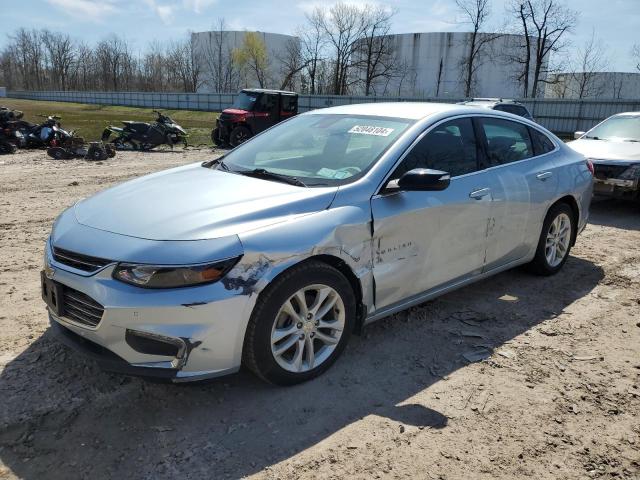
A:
[229, 125, 251, 147]
[528, 202, 575, 275]
[0, 141, 17, 154]
[243, 261, 355, 385]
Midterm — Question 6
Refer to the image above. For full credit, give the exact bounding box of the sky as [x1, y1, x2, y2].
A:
[0, 0, 639, 72]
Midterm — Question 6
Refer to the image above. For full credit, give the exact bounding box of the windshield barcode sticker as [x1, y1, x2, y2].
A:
[348, 125, 395, 136]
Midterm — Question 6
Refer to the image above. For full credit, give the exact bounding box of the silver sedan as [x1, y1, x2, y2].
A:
[42, 103, 593, 385]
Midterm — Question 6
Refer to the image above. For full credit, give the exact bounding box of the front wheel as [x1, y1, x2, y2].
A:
[243, 261, 355, 385]
[528, 202, 575, 275]
[229, 125, 251, 147]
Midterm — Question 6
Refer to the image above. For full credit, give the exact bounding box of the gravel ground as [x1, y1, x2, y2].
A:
[0, 148, 639, 480]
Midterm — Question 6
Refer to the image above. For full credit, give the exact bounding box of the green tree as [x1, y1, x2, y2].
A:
[233, 32, 269, 88]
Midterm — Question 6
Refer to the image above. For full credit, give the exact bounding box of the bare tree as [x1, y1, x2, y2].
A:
[352, 5, 397, 95]
[277, 38, 307, 91]
[456, 0, 500, 97]
[567, 30, 608, 98]
[632, 44, 640, 72]
[41, 30, 75, 90]
[315, 2, 369, 95]
[509, 0, 578, 97]
[298, 16, 325, 94]
[610, 73, 625, 99]
[167, 35, 201, 92]
[197, 19, 241, 92]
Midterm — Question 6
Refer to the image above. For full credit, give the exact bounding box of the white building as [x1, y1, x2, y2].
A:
[191, 30, 299, 93]
[545, 72, 640, 99]
[359, 32, 546, 98]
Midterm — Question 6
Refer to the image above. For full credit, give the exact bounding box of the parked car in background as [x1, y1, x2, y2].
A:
[43, 103, 592, 385]
[458, 98, 534, 121]
[212, 89, 298, 147]
[568, 112, 640, 201]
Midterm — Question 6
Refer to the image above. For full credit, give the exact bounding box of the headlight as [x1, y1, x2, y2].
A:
[619, 164, 640, 180]
[113, 257, 240, 288]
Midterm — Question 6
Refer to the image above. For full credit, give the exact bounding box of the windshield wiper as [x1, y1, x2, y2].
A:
[239, 168, 307, 187]
[202, 158, 230, 171]
[623, 139, 640, 143]
[584, 135, 604, 140]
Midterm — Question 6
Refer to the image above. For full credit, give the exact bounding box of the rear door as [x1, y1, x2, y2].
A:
[371, 117, 493, 309]
[476, 117, 559, 270]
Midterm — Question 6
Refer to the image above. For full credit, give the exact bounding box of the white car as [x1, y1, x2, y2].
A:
[568, 112, 640, 200]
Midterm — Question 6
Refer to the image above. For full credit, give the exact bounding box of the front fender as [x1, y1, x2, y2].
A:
[231, 206, 374, 311]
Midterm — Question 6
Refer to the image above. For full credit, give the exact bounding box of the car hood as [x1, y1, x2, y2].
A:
[567, 139, 640, 164]
[74, 163, 338, 241]
[222, 108, 249, 115]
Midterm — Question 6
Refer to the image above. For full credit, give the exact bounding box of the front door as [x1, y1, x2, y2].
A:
[252, 94, 279, 134]
[371, 117, 493, 310]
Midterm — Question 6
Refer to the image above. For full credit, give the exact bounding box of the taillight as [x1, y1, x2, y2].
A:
[586, 159, 594, 175]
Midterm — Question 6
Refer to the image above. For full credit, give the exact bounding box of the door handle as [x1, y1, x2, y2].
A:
[469, 187, 491, 199]
[536, 171, 553, 181]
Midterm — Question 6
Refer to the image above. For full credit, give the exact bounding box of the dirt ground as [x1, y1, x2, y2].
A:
[0, 148, 638, 480]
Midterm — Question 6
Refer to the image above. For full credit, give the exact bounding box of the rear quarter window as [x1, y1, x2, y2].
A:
[529, 128, 556, 155]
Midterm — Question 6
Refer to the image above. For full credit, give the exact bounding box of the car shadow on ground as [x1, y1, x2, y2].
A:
[0, 253, 604, 479]
[589, 197, 640, 230]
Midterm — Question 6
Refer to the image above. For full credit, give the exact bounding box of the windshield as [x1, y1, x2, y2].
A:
[220, 114, 414, 186]
[232, 91, 259, 111]
[585, 115, 640, 142]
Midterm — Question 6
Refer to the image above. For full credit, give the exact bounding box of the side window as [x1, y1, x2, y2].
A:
[479, 117, 533, 167]
[257, 94, 277, 113]
[281, 95, 297, 113]
[392, 118, 478, 179]
[495, 104, 528, 118]
[529, 127, 556, 155]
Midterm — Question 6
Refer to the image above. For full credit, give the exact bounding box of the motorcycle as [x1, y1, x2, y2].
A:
[101, 110, 188, 150]
[47, 141, 117, 161]
[0, 126, 22, 154]
[6, 114, 72, 149]
[0, 108, 24, 153]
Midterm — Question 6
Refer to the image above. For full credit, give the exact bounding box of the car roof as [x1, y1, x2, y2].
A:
[307, 102, 500, 120]
[612, 111, 640, 117]
[242, 88, 296, 95]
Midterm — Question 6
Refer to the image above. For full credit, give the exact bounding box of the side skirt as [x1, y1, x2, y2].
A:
[364, 256, 531, 326]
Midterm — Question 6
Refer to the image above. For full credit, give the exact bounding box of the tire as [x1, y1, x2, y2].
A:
[47, 147, 67, 160]
[229, 125, 251, 147]
[211, 128, 224, 146]
[0, 141, 17, 154]
[243, 261, 356, 385]
[527, 202, 575, 276]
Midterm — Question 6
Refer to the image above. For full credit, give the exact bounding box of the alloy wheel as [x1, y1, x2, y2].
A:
[545, 212, 571, 267]
[270, 284, 345, 373]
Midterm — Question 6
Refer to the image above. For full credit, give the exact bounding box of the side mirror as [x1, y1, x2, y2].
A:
[386, 168, 451, 192]
[574, 131, 585, 140]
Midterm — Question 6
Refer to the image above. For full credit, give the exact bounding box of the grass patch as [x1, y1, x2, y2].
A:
[1, 98, 218, 146]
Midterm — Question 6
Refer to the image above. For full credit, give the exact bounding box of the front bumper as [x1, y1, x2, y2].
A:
[44, 240, 255, 382]
[593, 177, 639, 197]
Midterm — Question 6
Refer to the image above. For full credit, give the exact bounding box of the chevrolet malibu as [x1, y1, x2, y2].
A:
[42, 103, 593, 385]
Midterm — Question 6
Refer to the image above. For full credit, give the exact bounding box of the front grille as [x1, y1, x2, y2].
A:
[593, 164, 628, 180]
[53, 247, 111, 272]
[62, 287, 104, 327]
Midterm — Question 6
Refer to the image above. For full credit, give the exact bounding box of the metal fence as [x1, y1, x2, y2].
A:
[7, 89, 640, 136]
